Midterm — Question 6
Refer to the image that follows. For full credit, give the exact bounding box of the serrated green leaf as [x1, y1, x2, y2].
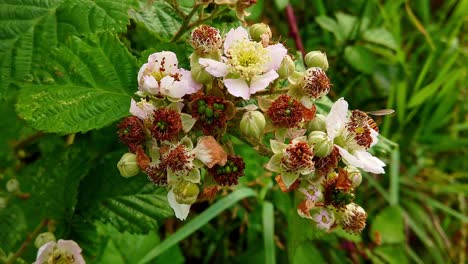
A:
[129, 1, 182, 41]
[0, 0, 137, 96]
[0, 205, 28, 252]
[16, 33, 136, 133]
[344, 45, 378, 74]
[371, 206, 405, 244]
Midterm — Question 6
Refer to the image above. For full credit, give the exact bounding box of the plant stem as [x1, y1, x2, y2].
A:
[6, 219, 49, 264]
[168, 0, 187, 19]
[285, 4, 305, 56]
[170, 5, 201, 43]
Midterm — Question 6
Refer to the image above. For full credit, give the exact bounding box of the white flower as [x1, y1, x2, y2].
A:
[312, 208, 335, 231]
[167, 189, 191, 221]
[35, 239, 85, 264]
[137, 51, 202, 99]
[129, 98, 156, 120]
[199, 26, 287, 99]
[325, 98, 386, 174]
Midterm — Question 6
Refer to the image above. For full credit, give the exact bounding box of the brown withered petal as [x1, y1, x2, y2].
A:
[117, 116, 145, 152]
[275, 175, 300, 192]
[266, 94, 311, 128]
[194, 136, 228, 168]
[209, 155, 245, 186]
[135, 146, 151, 170]
[313, 146, 340, 177]
[151, 108, 182, 141]
[322, 169, 354, 209]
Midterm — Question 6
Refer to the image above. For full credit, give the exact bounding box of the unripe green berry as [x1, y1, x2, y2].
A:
[277, 55, 295, 79]
[117, 153, 140, 178]
[35, 232, 56, 249]
[308, 131, 333, 157]
[344, 166, 362, 188]
[173, 180, 200, 205]
[240, 110, 266, 139]
[304, 50, 329, 70]
[249, 23, 272, 42]
[6, 178, 20, 193]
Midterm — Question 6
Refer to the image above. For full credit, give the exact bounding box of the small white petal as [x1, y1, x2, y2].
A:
[160, 75, 187, 98]
[141, 75, 159, 95]
[137, 62, 149, 83]
[249, 70, 279, 94]
[354, 150, 386, 174]
[168, 189, 191, 220]
[35, 241, 55, 264]
[326, 98, 348, 140]
[224, 78, 251, 99]
[336, 145, 365, 168]
[129, 99, 146, 120]
[199, 58, 229, 77]
[224, 26, 249, 51]
[148, 51, 179, 75]
[180, 69, 202, 94]
[370, 128, 379, 147]
[265, 43, 288, 71]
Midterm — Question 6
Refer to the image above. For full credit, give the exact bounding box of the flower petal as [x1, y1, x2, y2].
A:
[224, 26, 249, 51]
[198, 58, 229, 77]
[168, 189, 191, 220]
[265, 43, 288, 71]
[354, 150, 386, 174]
[336, 145, 365, 168]
[193, 136, 227, 168]
[370, 128, 379, 147]
[57, 240, 85, 264]
[129, 99, 146, 120]
[326, 98, 348, 140]
[35, 241, 55, 264]
[249, 70, 279, 94]
[180, 69, 202, 94]
[137, 62, 149, 83]
[148, 51, 179, 75]
[160, 75, 187, 98]
[224, 78, 251, 99]
[140, 75, 159, 95]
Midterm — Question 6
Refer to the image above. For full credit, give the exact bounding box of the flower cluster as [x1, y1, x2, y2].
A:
[116, 23, 387, 232]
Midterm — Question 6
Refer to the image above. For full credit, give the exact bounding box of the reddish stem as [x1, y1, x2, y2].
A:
[286, 4, 305, 56]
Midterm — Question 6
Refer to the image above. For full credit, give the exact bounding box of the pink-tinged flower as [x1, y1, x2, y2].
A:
[35, 239, 85, 264]
[129, 98, 156, 120]
[299, 183, 322, 203]
[312, 208, 335, 231]
[325, 98, 386, 174]
[137, 51, 202, 99]
[199, 26, 287, 99]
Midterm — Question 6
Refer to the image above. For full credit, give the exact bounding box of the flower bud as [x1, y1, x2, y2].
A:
[308, 131, 333, 157]
[240, 110, 265, 139]
[190, 53, 213, 84]
[304, 50, 329, 70]
[6, 178, 20, 193]
[35, 232, 56, 249]
[277, 55, 295, 79]
[173, 180, 200, 205]
[249, 23, 272, 42]
[340, 203, 367, 233]
[190, 25, 222, 55]
[306, 114, 326, 132]
[117, 153, 140, 178]
[344, 166, 362, 188]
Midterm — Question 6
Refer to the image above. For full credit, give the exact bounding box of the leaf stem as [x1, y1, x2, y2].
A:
[6, 219, 49, 264]
[170, 5, 201, 43]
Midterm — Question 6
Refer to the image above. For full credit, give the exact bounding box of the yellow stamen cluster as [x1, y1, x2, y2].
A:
[226, 39, 270, 80]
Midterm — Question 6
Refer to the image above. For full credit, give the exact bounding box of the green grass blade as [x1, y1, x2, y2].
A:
[263, 202, 276, 264]
[389, 148, 400, 205]
[138, 188, 257, 264]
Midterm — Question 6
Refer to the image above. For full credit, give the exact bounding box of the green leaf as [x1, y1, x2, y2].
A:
[370, 206, 405, 244]
[129, 1, 182, 41]
[0, 0, 137, 96]
[315, 16, 344, 41]
[373, 245, 409, 264]
[16, 33, 136, 133]
[138, 188, 257, 264]
[0, 205, 28, 252]
[362, 28, 398, 50]
[77, 152, 173, 234]
[344, 45, 378, 74]
[273, 0, 289, 11]
[292, 242, 325, 264]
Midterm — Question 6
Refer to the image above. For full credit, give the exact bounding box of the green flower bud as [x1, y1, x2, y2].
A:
[117, 153, 140, 178]
[240, 110, 266, 139]
[306, 114, 326, 132]
[308, 131, 333, 157]
[6, 178, 20, 193]
[344, 166, 362, 188]
[35, 232, 56, 249]
[173, 180, 200, 205]
[249, 23, 272, 42]
[190, 53, 213, 84]
[277, 55, 295, 79]
[304, 50, 329, 70]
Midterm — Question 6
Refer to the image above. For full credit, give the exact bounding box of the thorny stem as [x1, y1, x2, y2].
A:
[285, 4, 305, 56]
[6, 219, 49, 264]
